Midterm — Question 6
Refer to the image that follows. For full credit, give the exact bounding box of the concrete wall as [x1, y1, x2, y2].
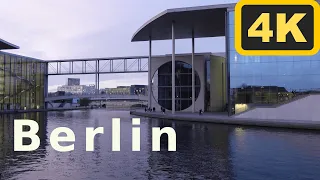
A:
[235, 95, 320, 121]
[209, 55, 227, 112]
[150, 53, 207, 112]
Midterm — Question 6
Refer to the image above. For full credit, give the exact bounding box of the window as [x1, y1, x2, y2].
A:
[152, 61, 201, 111]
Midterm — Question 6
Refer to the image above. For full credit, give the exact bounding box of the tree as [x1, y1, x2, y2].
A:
[80, 98, 91, 107]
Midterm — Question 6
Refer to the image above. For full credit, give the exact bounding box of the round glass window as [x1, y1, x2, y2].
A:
[152, 61, 201, 111]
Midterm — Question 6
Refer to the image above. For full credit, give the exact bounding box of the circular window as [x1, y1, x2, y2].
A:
[152, 61, 201, 111]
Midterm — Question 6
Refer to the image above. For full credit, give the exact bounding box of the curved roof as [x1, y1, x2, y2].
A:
[0, 38, 19, 50]
[132, 3, 235, 42]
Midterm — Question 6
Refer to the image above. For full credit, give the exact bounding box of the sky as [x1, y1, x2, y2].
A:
[0, 0, 237, 92]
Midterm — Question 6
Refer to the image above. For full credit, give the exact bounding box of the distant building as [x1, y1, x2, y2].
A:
[105, 86, 130, 95]
[67, 78, 80, 86]
[57, 84, 95, 95]
[130, 85, 147, 95]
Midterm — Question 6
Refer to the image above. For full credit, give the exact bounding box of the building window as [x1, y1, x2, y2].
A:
[152, 61, 200, 111]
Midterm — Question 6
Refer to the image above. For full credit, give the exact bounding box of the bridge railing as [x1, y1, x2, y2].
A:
[46, 56, 149, 75]
[45, 94, 148, 102]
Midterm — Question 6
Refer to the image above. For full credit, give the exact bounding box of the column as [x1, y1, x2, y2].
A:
[98, 60, 100, 94]
[44, 68, 49, 109]
[95, 60, 98, 95]
[172, 21, 175, 114]
[192, 30, 195, 113]
[148, 37, 152, 108]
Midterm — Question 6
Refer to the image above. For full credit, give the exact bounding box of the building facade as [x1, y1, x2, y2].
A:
[150, 53, 226, 112]
[67, 78, 80, 86]
[104, 86, 130, 95]
[0, 51, 47, 110]
[227, 8, 320, 114]
[57, 84, 95, 95]
[132, 2, 320, 115]
[130, 85, 147, 96]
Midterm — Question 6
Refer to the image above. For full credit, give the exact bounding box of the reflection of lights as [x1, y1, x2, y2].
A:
[234, 127, 247, 151]
[235, 127, 245, 136]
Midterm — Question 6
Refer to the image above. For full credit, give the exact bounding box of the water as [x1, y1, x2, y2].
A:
[1, 109, 320, 180]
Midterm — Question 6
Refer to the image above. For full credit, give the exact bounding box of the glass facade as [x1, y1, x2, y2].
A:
[228, 10, 320, 114]
[152, 61, 200, 111]
[0, 52, 46, 111]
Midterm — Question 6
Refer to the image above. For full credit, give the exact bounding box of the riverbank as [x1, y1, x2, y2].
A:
[130, 110, 320, 130]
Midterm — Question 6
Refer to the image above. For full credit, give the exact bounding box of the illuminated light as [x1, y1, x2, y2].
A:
[235, 104, 249, 114]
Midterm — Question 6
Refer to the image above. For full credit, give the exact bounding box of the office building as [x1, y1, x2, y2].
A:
[57, 84, 95, 95]
[0, 39, 47, 110]
[132, 1, 320, 115]
[104, 86, 130, 95]
[130, 85, 147, 95]
[67, 78, 80, 86]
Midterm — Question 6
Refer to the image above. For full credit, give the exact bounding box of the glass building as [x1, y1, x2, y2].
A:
[0, 51, 47, 111]
[227, 10, 320, 115]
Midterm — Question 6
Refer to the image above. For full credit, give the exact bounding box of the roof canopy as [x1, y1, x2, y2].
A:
[0, 38, 19, 50]
[132, 3, 235, 42]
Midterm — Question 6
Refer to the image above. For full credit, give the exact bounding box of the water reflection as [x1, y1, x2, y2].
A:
[147, 119, 233, 179]
[0, 110, 320, 180]
[0, 112, 48, 179]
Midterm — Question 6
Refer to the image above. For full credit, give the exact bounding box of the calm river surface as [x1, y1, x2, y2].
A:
[1, 109, 320, 180]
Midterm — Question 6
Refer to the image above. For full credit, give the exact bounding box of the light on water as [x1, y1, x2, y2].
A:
[1, 109, 320, 180]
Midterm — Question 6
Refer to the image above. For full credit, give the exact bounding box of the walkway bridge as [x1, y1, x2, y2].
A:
[45, 94, 148, 102]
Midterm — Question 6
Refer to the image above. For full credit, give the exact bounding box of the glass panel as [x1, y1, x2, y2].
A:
[227, 22, 320, 115]
[228, 24, 235, 38]
[228, 11, 234, 25]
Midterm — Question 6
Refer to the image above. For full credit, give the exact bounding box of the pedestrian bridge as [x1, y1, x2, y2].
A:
[45, 94, 148, 102]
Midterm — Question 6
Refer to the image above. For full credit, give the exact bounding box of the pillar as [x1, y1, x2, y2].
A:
[148, 37, 152, 108]
[172, 21, 176, 114]
[192, 30, 195, 113]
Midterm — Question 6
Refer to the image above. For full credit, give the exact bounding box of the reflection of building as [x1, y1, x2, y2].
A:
[130, 85, 147, 95]
[67, 78, 80, 86]
[0, 112, 48, 179]
[132, 2, 320, 115]
[0, 40, 46, 110]
[57, 84, 95, 95]
[234, 85, 290, 104]
[146, 119, 233, 179]
[104, 86, 130, 95]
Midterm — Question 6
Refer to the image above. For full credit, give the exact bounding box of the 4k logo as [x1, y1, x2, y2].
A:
[235, 0, 320, 56]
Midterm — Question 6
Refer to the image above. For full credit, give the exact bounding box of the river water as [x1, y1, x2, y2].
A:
[1, 109, 320, 180]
